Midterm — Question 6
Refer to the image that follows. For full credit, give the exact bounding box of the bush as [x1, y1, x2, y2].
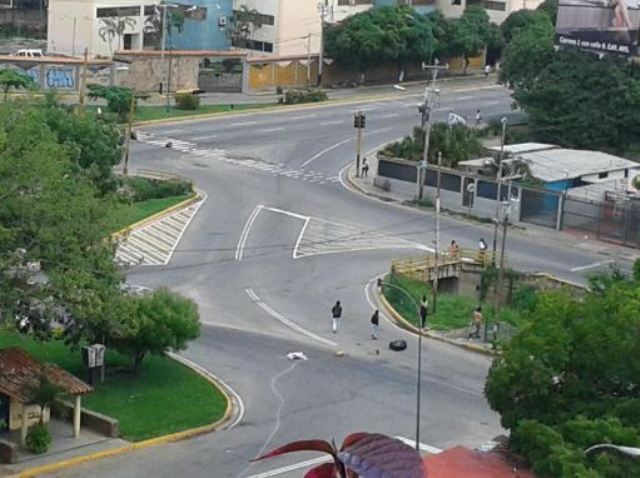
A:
[175, 93, 200, 111]
[283, 89, 328, 105]
[121, 177, 192, 202]
[26, 423, 51, 454]
[511, 285, 538, 313]
[276, 86, 283, 95]
[511, 420, 564, 466]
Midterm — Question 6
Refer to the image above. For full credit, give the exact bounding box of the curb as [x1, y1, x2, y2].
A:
[110, 192, 202, 240]
[12, 354, 238, 478]
[375, 285, 497, 357]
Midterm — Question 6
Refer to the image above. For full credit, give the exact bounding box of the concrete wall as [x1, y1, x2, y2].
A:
[0, 60, 114, 91]
[9, 400, 48, 431]
[115, 54, 199, 92]
[55, 401, 119, 438]
[0, 439, 17, 464]
[247, 57, 318, 91]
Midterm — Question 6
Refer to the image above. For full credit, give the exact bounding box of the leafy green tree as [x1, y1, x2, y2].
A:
[499, 15, 554, 91]
[325, 6, 436, 80]
[87, 84, 135, 123]
[514, 51, 640, 151]
[110, 289, 200, 375]
[445, 7, 501, 74]
[500, 9, 551, 44]
[0, 69, 34, 102]
[485, 266, 640, 476]
[537, 0, 559, 23]
[0, 103, 122, 337]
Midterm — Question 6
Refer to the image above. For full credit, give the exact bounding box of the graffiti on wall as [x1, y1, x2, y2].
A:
[45, 67, 76, 89]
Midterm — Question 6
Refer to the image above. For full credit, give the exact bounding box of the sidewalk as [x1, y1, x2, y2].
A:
[345, 155, 640, 267]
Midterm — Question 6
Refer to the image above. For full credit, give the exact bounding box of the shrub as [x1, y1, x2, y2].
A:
[511, 420, 564, 465]
[283, 89, 328, 105]
[121, 177, 192, 202]
[511, 285, 538, 313]
[26, 423, 51, 454]
[175, 93, 200, 110]
[276, 86, 283, 95]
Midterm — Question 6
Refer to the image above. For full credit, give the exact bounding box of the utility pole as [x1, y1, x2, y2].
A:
[317, 0, 327, 86]
[123, 89, 136, 176]
[354, 111, 366, 177]
[417, 63, 448, 200]
[72, 17, 77, 57]
[166, 47, 173, 112]
[78, 48, 89, 114]
[492, 117, 508, 260]
[432, 151, 442, 313]
[494, 211, 509, 343]
[306, 34, 312, 88]
[160, 3, 168, 96]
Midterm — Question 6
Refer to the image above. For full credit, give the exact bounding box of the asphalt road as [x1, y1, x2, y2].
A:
[48, 81, 635, 478]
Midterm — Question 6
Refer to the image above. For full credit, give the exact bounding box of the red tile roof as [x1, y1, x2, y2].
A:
[0, 347, 92, 402]
[423, 446, 536, 478]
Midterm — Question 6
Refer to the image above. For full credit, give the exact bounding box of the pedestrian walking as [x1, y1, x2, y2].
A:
[331, 300, 342, 333]
[449, 240, 460, 259]
[468, 307, 483, 339]
[478, 237, 487, 266]
[484, 64, 491, 79]
[370, 309, 379, 339]
[361, 157, 369, 178]
[419, 295, 429, 330]
[475, 109, 482, 126]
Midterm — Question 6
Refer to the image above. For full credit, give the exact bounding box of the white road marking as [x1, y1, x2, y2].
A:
[262, 206, 308, 221]
[292, 218, 311, 259]
[318, 120, 345, 126]
[570, 260, 615, 272]
[191, 134, 218, 141]
[235, 205, 264, 261]
[245, 289, 337, 347]
[230, 120, 259, 127]
[245, 457, 332, 478]
[378, 113, 400, 118]
[256, 127, 286, 133]
[301, 137, 353, 167]
[364, 127, 393, 136]
[456, 95, 475, 101]
[285, 114, 317, 121]
[393, 436, 442, 454]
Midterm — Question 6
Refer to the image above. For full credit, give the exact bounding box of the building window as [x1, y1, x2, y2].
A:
[231, 38, 273, 53]
[483, 1, 506, 11]
[232, 10, 274, 26]
[598, 172, 609, 179]
[144, 5, 157, 16]
[338, 0, 373, 4]
[97, 7, 141, 18]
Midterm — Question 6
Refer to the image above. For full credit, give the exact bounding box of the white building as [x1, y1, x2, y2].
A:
[232, 0, 322, 56]
[436, 0, 545, 24]
[48, 0, 155, 57]
[324, 0, 374, 24]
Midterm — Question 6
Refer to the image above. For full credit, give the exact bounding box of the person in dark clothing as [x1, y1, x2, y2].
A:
[362, 158, 369, 178]
[331, 300, 342, 333]
[371, 309, 380, 339]
[419, 296, 428, 329]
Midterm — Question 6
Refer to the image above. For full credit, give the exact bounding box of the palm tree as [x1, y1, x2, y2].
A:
[27, 375, 64, 425]
[98, 16, 137, 55]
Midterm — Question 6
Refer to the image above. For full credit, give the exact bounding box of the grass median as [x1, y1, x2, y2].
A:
[133, 103, 275, 122]
[109, 194, 194, 233]
[0, 331, 227, 442]
[383, 273, 522, 331]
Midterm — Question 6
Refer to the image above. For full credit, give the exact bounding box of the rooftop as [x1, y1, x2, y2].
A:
[518, 149, 639, 183]
[487, 143, 556, 155]
[0, 348, 92, 402]
[423, 446, 535, 478]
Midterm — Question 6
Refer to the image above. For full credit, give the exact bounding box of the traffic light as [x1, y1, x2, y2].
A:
[353, 113, 366, 129]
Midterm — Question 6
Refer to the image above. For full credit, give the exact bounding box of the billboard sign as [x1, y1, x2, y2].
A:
[556, 0, 640, 56]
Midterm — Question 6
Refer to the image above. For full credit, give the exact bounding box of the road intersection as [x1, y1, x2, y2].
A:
[48, 82, 636, 478]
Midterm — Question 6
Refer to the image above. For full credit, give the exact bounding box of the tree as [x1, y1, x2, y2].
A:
[255, 432, 425, 478]
[485, 266, 640, 476]
[537, 0, 559, 23]
[514, 51, 640, 151]
[325, 6, 437, 80]
[110, 289, 200, 375]
[98, 16, 137, 55]
[227, 5, 264, 48]
[87, 84, 135, 122]
[445, 7, 501, 74]
[0, 102, 122, 337]
[0, 69, 34, 102]
[499, 15, 554, 91]
[500, 9, 551, 44]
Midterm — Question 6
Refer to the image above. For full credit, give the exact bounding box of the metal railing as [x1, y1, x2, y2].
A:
[391, 249, 500, 282]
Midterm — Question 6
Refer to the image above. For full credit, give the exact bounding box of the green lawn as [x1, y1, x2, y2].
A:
[110, 194, 193, 233]
[133, 103, 275, 122]
[383, 273, 522, 331]
[0, 331, 227, 442]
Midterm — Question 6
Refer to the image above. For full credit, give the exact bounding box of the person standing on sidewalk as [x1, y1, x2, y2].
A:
[370, 309, 379, 339]
[362, 157, 369, 178]
[419, 296, 429, 330]
[484, 64, 491, 79]
[331, 300, 343, 333]
[468, 307, 483, 339]
[475, 109, 482, 126]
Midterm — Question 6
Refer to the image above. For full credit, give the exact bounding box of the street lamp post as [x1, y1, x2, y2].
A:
[585, 444, 640, 458]
[378, 280, 425, 452]
[492, 116, 508, 260]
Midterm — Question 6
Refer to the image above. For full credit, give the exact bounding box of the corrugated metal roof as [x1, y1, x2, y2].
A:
[0, 348, 92, 403]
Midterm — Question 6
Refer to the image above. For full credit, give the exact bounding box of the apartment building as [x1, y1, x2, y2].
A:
[232, 0, 321, 56]
[171, 0, 233, 51]
[375, 0, 435, 15]
[436, 0, 544, 24]
[48, 0, 154, 57]
[324, 0, 374, 24]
